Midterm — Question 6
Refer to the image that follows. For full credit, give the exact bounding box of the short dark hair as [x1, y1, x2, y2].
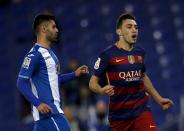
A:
[116, 13, 136, 29]
[33, 13, 55, 34]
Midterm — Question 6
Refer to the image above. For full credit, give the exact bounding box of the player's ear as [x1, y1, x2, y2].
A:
[116, 29, 122, 36]
[41, 23, 48, 33]
[40, 25, 45, 33]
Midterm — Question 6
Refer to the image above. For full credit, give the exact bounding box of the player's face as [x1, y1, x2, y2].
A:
[118, 19, 138, 44]
[45, 20, 59, 42]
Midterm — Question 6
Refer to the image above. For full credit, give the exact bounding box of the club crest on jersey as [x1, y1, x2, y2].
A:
[138, 56, 143, 63]
[128, 55, 135, 64]
[22, 57, 31, 69]
[94, 58, 101, 70]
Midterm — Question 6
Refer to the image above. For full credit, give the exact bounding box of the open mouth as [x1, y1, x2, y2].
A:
[132, 34, 137, 39]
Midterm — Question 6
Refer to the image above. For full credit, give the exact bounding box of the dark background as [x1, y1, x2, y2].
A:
[0, 0, 184, 131]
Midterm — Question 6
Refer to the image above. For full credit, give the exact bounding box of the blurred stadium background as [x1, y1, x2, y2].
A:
[0, 0, 184, 131]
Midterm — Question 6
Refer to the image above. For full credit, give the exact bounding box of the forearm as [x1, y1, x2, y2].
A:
[89, 77, 103, 95]
[59, 72, 76, 84]
[17, 77, 41, 107]
[143, 74, 162, 104]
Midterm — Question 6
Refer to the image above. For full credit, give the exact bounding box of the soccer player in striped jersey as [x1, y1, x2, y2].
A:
[17, 13, 89, 131]
[89, 13, 174, 131]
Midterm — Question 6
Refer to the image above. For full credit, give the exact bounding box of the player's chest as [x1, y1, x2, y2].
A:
[108, 54, 144, 71]
[41, 53, 60, 74]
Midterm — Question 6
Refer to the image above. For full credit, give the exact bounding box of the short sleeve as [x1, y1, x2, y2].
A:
[18, 51, 40, 79]
[93, 52, 109, 77]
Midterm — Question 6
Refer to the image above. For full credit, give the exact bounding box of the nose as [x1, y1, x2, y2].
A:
[132, 27, 137, 33]
[56, 28, 59, 33]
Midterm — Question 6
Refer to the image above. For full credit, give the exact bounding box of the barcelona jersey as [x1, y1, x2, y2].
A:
[94, 44, 149, 126]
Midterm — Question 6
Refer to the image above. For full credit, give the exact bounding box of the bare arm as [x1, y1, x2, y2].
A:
[143, 74, 163, 103]
[143, 73, 174, 110]
[89, 75, 114, 96]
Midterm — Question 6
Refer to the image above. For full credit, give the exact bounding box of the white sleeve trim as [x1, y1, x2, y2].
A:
[18, 75, 30, 79]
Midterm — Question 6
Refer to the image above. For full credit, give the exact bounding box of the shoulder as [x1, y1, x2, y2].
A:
[29, 45, 41, 55]
[24, 45, 42, 60]
[21, 46, 42, 69]
[101, 45, 115, 55]
[134, 45, 145, 52]
[27, 44, 51, 59]
[134, 45, 146, 55]
[35, 47, 52, 58]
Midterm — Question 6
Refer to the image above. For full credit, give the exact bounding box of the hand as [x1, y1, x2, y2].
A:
[100, 85, 114, 96]
[37, 103, 52, 114]
[75, 65, 89, 77]
[158, 98, 174, 110]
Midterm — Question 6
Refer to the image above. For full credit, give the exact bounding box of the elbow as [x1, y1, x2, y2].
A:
[16, 77, 29, 90]
[89, 79, 92, 90]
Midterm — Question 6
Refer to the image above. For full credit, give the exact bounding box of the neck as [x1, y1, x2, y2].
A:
[117, 38, 134, 51]
[36, 36, 51, 48]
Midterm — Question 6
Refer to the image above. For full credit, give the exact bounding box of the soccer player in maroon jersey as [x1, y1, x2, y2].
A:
[89, 13, 174, 131]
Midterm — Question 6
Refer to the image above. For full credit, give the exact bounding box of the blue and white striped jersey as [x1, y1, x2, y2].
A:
[18, 43, 67, 121]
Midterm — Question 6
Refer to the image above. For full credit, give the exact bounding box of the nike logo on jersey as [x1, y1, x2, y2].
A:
[115, 59, 124, 62]
[149, 125, 156, 128]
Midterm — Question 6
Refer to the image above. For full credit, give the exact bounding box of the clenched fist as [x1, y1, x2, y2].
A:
[75, 65, 89, 77]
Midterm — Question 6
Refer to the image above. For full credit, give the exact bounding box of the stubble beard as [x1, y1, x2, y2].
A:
[47, 33, 58, 43]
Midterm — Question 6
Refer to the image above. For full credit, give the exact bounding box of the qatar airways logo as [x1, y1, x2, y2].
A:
[119, 70, 142, 82]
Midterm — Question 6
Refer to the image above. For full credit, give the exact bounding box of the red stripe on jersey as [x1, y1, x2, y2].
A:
[108, 72, 121, 80]
[109, 55, 143, 65]
[114, 83, 144, 95]
[109, 95, 149, 110]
